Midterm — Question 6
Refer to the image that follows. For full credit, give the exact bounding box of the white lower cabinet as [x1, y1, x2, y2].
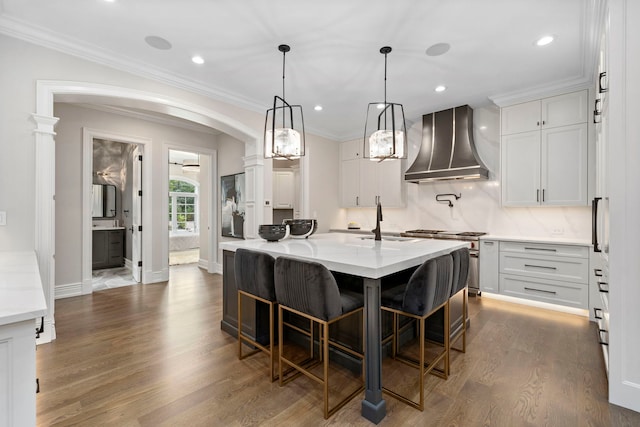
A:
[479, 240, 499, 293]
[479, 238, 590, 310]
[1, 320, 38, 427]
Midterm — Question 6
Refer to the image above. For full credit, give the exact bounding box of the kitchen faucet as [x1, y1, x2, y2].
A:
[372, 201, 383, 241]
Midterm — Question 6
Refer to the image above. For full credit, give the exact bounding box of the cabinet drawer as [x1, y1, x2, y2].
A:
[500, 274, 588, 309]
[499, 241, 588, 258]
[500, 252, 588, 283]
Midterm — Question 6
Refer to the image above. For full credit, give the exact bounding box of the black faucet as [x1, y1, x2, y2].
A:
[372, 201, 383, 241]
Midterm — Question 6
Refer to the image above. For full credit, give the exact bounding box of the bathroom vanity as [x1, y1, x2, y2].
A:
[92, 227, 125, 269]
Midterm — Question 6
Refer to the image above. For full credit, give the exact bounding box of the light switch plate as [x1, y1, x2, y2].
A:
[0, 211, 6, 226]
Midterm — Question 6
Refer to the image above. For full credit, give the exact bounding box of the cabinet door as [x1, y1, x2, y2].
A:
[501, 131, 541, 206]
[479, 240, 499, 293]
[376, 159, 405, 207]
[541, 90, 588, 128]
[358, 159, 378, 207]
[341, 139, 362, 160]
[92, 230, 108, 269]
[501, 100, 540, 135]
[340, 159, 360, 207]
[541, 123, 588, 206]
[273, 170, 294, 208]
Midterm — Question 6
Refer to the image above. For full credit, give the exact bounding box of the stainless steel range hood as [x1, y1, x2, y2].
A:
[405, 105, 489, 182]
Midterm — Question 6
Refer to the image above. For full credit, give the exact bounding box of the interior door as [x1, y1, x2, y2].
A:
[132, 145, 143, 282]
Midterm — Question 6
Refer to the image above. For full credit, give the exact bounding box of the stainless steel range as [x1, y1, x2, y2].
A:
[400, 229, 486, 295]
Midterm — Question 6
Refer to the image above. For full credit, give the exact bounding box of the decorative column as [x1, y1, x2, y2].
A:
[31, 113, 59, 343]
[242, 143, 265, 239]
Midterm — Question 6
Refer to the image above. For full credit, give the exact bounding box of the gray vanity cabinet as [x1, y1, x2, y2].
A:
[92, 229, 124, 269]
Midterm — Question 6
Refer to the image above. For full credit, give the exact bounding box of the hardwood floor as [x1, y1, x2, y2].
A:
[37, 264, 640, 426]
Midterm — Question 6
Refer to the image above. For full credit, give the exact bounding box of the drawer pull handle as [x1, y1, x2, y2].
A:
[594, 268, 603, 277]
[524, 264, 557, 270]
[483, 241, 494, 245]
[598, 329, 609, 346]
[593, 307, 603, 320]
[598, 281, 609, 293]
[524, 287, 557, 295]
[523, 247, 557, 252]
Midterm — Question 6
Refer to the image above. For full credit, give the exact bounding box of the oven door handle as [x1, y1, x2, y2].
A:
[469, 252, 479, 258]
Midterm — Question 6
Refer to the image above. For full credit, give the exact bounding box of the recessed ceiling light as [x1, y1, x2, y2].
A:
[480, 125, 487, 130]
[425, 43, 451, 57]
[192, 55, 205, 65]
[145, 35, 172, 50]
[435, 85, 446, 92]
[314, 105, 323, 111]
[103, 0, 116, 3]
[536, 35, 554, 46]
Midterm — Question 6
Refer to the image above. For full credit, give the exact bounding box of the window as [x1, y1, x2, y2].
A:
[169, 179, 199, 233]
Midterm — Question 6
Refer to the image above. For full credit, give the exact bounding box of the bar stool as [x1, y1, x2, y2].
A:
[449, 247, 470, 354]
[274, 256, 364, 419]
[235, 248, 278, 381]
[380, 254, 453, 411]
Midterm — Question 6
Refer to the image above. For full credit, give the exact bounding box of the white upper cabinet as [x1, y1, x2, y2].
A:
[340, 139, 363, 160]
[501, 100, 541, 134]
[501, 90, 589, 207]
[501, 90, 589, 135]
[339, 140, 406, 208]
[541, 91, 589, 129]
[273, 170, 295, 209]
[541, 124, 588, 205]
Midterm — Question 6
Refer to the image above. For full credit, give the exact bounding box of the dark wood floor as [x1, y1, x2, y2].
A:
[37, 264, 640, 426]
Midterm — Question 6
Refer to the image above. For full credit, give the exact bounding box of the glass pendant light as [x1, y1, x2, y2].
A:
[182, 154, 200, 172]
[264, 44, 305, 160]
[364, 46, 407, 161]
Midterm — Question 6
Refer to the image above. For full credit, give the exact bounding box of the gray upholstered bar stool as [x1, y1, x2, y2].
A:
[380, 254, 454, 411]
[449, 247, 470, 355]
[235, 248, 278, 382]
[274, 256, 365, 419]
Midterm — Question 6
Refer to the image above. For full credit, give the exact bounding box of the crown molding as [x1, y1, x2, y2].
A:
[0, 13, 266, 114]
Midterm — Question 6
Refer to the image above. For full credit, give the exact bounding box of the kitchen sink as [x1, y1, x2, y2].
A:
[359, 236, 418, 242]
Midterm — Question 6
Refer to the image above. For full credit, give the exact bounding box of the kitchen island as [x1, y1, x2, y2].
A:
[220, 232, 468, 423]
[0, 251, 48, 427]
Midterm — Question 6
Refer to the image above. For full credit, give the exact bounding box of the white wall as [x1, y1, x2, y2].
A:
[54, 103, 218, 290]
[341, 105, 591, 239]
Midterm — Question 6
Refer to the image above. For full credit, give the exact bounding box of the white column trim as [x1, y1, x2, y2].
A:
[30, 113, 59, 343]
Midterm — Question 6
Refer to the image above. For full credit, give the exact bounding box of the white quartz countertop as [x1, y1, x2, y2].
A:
[92, 226, 126, 230]
[0, 251, 47, 326]
[479, 234, 592, 246]
[220, 232, 469, 279]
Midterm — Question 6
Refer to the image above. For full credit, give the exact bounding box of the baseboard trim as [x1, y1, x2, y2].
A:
[144, 268, 169, 284]
[55, 282, 82, 299]
[481, 292, 589, 317]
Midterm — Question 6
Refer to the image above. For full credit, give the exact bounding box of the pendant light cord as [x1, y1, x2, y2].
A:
[281, 47, 287, 128]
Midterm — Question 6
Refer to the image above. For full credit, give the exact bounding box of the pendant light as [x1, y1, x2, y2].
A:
[364, 46, 407, 161]
[182, 155, 200, 172]
[264, 44, 305, 160]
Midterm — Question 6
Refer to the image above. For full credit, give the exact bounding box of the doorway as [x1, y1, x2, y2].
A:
[82, 129, 148, 295]
[168, 149, 202, 266]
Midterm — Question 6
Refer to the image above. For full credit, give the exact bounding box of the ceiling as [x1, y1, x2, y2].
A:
[0, 0, 600, 141]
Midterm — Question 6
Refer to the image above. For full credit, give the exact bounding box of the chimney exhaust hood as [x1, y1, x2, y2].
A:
[405, 105, 489, 183]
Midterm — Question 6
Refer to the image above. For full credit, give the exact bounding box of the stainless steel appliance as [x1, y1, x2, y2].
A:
[400, 229, 486, 295]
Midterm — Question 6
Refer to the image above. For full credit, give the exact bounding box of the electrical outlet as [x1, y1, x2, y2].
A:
[264, 200, 271, 207]
[551, 227, 564, 236]
[0, 211, 6, 226]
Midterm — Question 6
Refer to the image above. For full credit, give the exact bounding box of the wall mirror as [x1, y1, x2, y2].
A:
[92, 184, 116, 218]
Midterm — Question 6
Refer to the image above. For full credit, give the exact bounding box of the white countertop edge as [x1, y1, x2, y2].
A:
[0, 251, 48, 326]
[479, 234, 591, 246]
[220, 233, 469, 279]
